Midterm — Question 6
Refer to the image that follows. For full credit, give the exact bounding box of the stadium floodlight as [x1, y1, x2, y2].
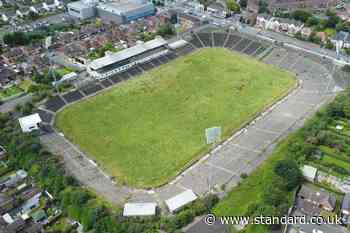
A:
[205, 127, 222, 145]
[205, 127, 221, 193]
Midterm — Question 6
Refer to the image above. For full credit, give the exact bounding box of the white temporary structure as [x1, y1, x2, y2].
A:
[302, 165, 317, 182]
[123, 202, 157, 217]
[18, 113, 42, 133]
[165, 190, 197, 213]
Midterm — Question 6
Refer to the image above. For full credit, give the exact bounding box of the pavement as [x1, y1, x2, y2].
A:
[0, 94, 32, 113]
[38, 31, 347, 228]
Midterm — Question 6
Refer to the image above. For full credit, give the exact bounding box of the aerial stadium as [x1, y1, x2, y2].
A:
[38, 31, 297, 188]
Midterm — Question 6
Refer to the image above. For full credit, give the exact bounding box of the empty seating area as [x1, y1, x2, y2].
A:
[110, 74, 124, 84]
[100, 79, 114, 88]
[213, 33, 228, 47]
[188, 35, 203, 48]
[185, 32, 265, 58]
[197, 33, 212, 47]
[80, 83, 103, 96]
[233, 38, 251, 52]
[165, 52, 178, 60]
[62, 90, 84, 103]
[173, 44, 195, 56]
[139, 61, 154, 71]
[45, 96, 66, 112]
[224, 34, 241, 49]
[127, 66, 142, 77]
[37, 109, 54, 124]
[243, 41, 261, 55]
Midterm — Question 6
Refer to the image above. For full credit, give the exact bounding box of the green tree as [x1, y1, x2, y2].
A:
[3, 32, 29, 47]
[258, 0, 268, 13]
[226, 0, 240, 12]
[157, 23, 175, 37]
[306, 16, 320, 27]
[291, 10, 312, 23]
[274, 159, 302, 190]
[239, 0, 247, 8]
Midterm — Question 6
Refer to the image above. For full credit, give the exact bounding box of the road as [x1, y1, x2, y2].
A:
[0, 94, 32, 113]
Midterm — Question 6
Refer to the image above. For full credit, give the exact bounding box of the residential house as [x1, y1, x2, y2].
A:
[297, 185, 336, 215]
[342, 193, 350, 216]
[248, 0, 337, 14]
[316, 31, 328, 43]
[0, 193, 14, 215]
[255, 14, 304, 35]
[0, 66, 16, 88]
[42, 0, 61, 11]
[301, 27, 312, 38]
[331, 31, 350, 48]
[1, 47, 27, 66]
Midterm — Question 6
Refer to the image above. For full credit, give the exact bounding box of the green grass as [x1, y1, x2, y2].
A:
[56, 48, 296, 188]
[323, 155, 350, 170]
[0, 85, 23, 100]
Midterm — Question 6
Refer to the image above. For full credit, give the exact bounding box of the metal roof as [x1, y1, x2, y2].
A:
[67, 1, 92, 9]
[18, 113, 42, 133]
[168, 39, 188, 50]
[89, 37, 167, 70]
[123, 202, 157, 216]
[165, 190, 197, 213]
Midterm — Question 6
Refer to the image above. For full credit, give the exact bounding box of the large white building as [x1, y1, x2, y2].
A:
[67, 0, 155, 23]
[87, 37, 169, 80]
[67, 0, 97, 20]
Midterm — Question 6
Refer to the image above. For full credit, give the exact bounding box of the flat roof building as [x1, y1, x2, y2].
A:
[18, 113, 42, 133]
[97, 0, 155, 24]
[123, 202, 157, 217]
[165, 190, 198, 213]
[68, 0, 155, 24]
[302, 165, 317, 182]
[67, 1, 96, 20]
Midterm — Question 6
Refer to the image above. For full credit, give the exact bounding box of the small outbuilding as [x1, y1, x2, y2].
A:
[123, 202, 157, 217]
[18, 113, 42, 133]
[302, 165, 318, 182]
[165, 190, 197, 213]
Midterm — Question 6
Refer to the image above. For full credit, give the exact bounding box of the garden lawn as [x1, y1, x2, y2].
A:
[56, 48, 295, 188]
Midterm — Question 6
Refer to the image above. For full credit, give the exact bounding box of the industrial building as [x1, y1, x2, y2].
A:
[67, 1, 96, 20]
[87, 37, 168, 79]
[67, 0, 155, 23]
[97, 0, 155, 24]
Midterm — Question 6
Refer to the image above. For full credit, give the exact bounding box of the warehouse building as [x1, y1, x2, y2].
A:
[87, 36, 168, 79]
[68, 0, 155, 24]
[67, 1, 96, 20]
[97, 0, 155, 24]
